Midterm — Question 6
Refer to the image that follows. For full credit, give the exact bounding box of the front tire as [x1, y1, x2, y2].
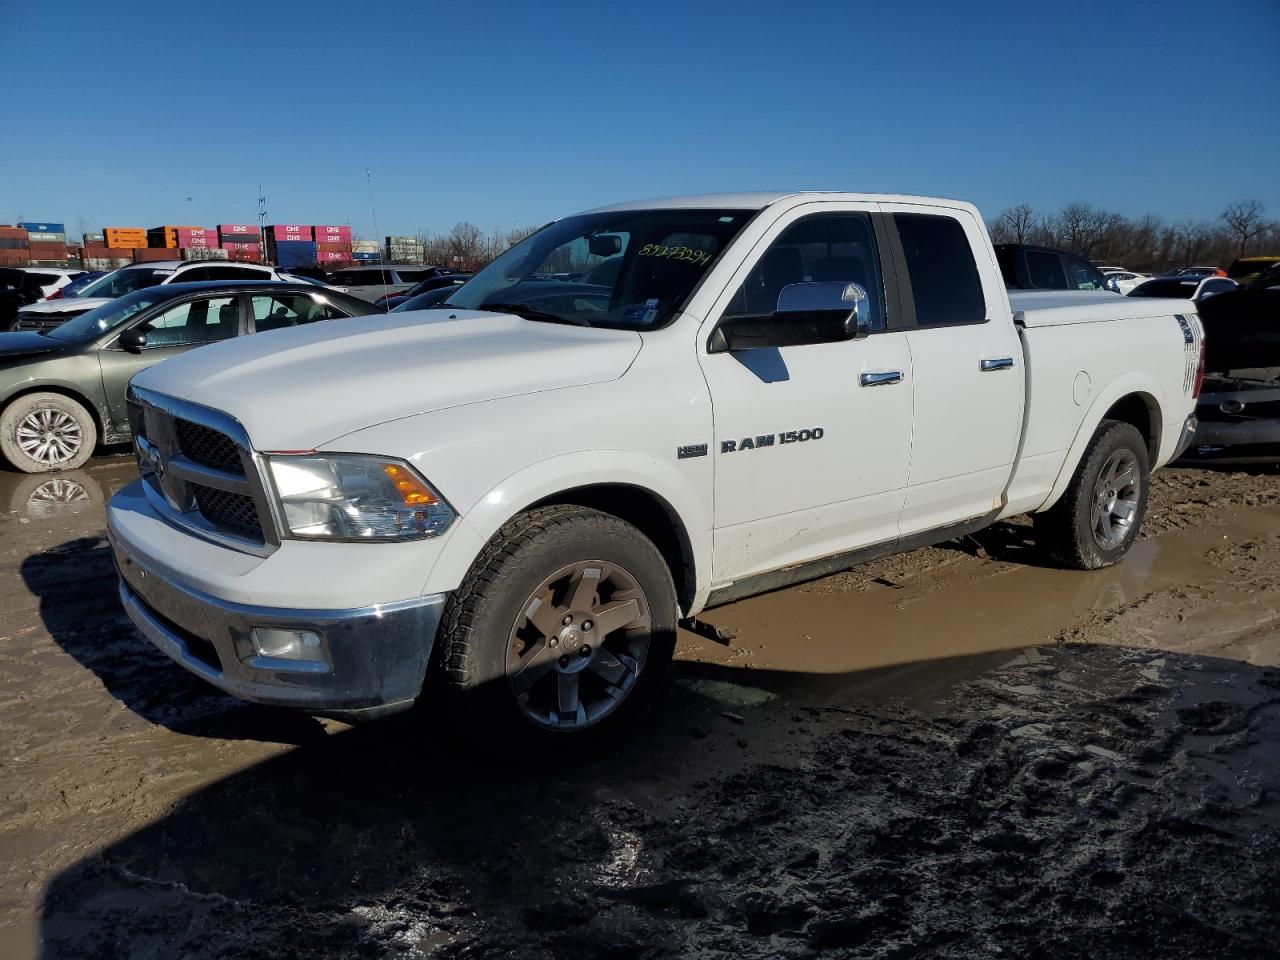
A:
[0, 392, 97, 473]
[432, 505, 677, 748]
[1034, 419, 1150, 570]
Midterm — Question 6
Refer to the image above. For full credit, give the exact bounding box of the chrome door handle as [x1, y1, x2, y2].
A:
[859, 370, 903, 387]
[980, 357, 1015, 372]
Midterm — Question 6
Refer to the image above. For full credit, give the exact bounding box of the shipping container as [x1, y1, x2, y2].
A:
[218, 224, 257, 235]
[181, 247, 230, 261]
[83, 232, 105, 244]
[85, 257, 134, 270]
[0, 238, 28, 250]
[18, 222, 65, 234]
[221, 241, 262, 253]
[177, 236, 219, 248]
[27, 232, 67, 244]
[314, 224, 353, 240]
[133, 248, 180, 262]
[268, 239, 317, 267]
[225, 250, 263, 263]
[316, 240, 353, 252]
[315, 250, 352, 264]
[267, 224, 313, 240]
[174, 227, 215, 240]
[351, 239, 380, 253]
[104, 227, 148, 248]
[28, 241, 68, 253]
[351, 251, 381, 261]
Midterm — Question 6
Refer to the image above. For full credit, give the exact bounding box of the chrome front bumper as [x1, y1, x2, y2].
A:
[108, 526, 445, 720]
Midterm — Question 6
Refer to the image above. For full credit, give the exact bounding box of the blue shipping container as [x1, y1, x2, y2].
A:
[19, 222, 65, 233]
[351, 251, 381, 261]
[270, 240, 317, 267]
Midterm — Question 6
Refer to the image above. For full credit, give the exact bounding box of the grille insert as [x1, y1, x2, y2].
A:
[193, 484, 263, 541]
[176, 418, 244, 474]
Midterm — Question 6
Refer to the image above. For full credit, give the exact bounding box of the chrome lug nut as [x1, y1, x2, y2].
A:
[562, 614, 574, 626]
[582, 620, 593, 632]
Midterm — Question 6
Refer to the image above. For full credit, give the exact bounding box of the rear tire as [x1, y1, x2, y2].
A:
[0, 392, 97, 473]
[1034, 419, 1149, 570]
[431, 505, 677, 751]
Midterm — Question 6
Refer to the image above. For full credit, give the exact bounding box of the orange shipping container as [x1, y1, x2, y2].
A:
[104, 227, 147, 248]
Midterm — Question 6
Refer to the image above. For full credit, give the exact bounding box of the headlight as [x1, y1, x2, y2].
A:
[267, 454, 455, 541]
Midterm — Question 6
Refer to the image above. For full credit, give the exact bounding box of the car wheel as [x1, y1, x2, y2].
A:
[432, 505, 677, 749]
[0, 393, 97, 473]
[1034, 419, 1149, 570]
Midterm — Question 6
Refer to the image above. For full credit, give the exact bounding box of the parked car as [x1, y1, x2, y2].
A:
[1100, 268, 1150, 294]
[377, 273, 472, 309]
[994, 243, 1113, 292]
[39, 270, 106, 301]
[326, 265, 450, 301]
[1174, 266, 1226, 278]
[0, 281, 376, 472]
[390, 282, 467, 312]
[16, 267, 85, 299]
[107, 191, 1201, 745]
[1182, 262, 1280, 463]
[1, 267, 53, 329]
[1128, 276, 1237, 301]
[12, 261, 296, 331]
[1226, 255, 1280, 287]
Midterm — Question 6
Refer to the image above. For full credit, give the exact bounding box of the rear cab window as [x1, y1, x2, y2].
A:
[893, 213, 986, 326]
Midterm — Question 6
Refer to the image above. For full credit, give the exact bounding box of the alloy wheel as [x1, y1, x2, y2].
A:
[505, 559, 651, 731]
[1091, 449, 1141, 550]
[15, 408, 83, 466]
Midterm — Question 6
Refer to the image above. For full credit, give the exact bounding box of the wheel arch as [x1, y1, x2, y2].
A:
[1038, 377, 1164, 514]
[0, 382, 109, 445]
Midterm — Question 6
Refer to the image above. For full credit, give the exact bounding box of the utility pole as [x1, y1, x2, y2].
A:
[257, 186, 268, 264]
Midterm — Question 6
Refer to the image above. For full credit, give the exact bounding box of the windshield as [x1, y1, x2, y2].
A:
[444, 209, 753, 329]
[1228, 257, 1280, 279]
[1130, 279, 1201, 298]
[47, 290, 169, 343]
[76, 267, 171, 299]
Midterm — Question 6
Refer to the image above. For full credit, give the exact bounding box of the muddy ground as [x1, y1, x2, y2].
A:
[1, 457, 1278, 958]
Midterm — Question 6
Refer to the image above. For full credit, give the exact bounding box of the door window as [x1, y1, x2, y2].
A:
[725, 213, 887, 331]
[141, 296, 239, 347]
[251, 294, 343, 330]
[1025, 250, 1069, 290]
[1065, 256, 1107, 290]
[894, 214, 987, 325]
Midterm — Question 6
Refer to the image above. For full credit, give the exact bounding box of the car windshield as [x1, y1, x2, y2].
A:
[1228, 258, 1280, 279]
[1130, 279, 1201, 298]
[444, 209, 754, 329]
[47, 290, 169, 343]
[58, 272, 105, 297]
[76, 267, 171, 299]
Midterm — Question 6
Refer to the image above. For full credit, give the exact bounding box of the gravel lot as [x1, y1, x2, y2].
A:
[1, 457, 1278, 959]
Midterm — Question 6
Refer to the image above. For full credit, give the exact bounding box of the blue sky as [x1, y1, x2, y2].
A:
[3, 0, 1277, 239]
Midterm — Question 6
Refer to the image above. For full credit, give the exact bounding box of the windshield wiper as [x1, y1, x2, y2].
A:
[477, 303, 592, 326]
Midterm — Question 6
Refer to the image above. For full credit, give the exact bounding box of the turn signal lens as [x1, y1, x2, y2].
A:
[383, 464, 437, 505]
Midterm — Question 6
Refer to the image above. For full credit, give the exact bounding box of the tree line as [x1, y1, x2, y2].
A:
[988, 199, 1275, 272]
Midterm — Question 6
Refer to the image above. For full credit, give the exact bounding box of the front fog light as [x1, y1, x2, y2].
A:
[251, 627, 326, 662]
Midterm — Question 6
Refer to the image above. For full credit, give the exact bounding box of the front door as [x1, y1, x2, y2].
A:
[698, 206, 915, 586]
[100, 294, 243, 433]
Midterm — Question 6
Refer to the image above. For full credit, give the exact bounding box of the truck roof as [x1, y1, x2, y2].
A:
[584, 192, 978, 215]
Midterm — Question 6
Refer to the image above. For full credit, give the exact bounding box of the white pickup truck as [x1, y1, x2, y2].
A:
[107, 192, 1203, 744]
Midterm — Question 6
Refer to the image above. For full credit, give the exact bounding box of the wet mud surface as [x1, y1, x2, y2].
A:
[1, 457, 1279, 958]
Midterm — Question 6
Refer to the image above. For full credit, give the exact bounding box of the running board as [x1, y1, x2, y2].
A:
[704, 510, 1000, 609]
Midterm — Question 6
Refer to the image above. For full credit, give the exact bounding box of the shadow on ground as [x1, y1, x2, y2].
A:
[35, 622, 1280, 958]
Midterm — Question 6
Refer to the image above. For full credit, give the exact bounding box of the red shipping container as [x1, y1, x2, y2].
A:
[218, 224, 256, 234]
[316, 250, 352, 263]
[218, 233, 259, 244]
[267, 224, 312, 236]
[221, 241, 261, 252]
[316, 241, 352, 252]
[226, 250, 263, 262]
[314, 224, 352, 240]
[178, 236, 219, 248]
[175, 228, 215, 241]
[133, 248, 179, 262]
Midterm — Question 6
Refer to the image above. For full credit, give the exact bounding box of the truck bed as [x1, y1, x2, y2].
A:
[1009, 290, 1196, 327]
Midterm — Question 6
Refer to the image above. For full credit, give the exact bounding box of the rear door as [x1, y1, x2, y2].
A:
[880, 206, 1024, 535]
[99, 294, 245, 432]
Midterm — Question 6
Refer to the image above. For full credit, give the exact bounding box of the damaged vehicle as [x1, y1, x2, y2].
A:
[106, 192, 1203, 745]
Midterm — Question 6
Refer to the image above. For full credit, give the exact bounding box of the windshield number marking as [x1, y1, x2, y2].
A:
[638, 244, 711, 266]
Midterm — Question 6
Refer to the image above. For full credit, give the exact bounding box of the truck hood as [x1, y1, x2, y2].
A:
[131, 309, 643, 450]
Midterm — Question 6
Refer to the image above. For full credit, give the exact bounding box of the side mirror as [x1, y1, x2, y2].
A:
[118, 327, 148, 353]
[708, 282, 871, 354]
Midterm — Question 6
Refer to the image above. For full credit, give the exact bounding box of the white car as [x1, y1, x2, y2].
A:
[13, 260, 291, 331]
[326, 265, 448, 301]
[1101, 269, 1151, 294]
[1128, 275, 1237, 302]
[107, 191, 1203, 745]
[17, 267, 84, 299]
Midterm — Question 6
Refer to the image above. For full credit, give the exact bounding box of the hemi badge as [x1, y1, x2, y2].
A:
[677, 443, 708, 460]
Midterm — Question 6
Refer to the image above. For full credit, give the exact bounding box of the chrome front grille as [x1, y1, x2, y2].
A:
[128, 385, 278, 556]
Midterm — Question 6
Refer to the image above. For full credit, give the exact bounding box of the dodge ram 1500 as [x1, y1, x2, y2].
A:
[106, 192, 1204, 744]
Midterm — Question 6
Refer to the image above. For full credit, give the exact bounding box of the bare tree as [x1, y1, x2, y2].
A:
[445, 222, 484, 268]
[990, 204, 1036, 244]
[1221, 199, 1266, 258]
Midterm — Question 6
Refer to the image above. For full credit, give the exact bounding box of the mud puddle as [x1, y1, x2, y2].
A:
[2, 460, 1279, 959]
